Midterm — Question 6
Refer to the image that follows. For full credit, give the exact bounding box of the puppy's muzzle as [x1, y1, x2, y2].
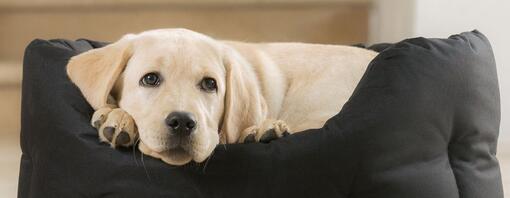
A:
[165, 111, 196, 137]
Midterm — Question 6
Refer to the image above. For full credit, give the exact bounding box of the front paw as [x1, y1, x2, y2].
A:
[91, 107, 138, 148]
[239, 120, 290, 143]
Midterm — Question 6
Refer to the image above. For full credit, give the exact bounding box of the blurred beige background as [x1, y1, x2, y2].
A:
[0, 0, 508, 197]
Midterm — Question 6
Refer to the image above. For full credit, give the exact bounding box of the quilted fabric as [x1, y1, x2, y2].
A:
[18, 31, 503, 198]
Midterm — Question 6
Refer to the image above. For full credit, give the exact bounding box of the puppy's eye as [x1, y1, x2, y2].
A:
[140, 72, 161, 87]
[200, 77, 217, 92]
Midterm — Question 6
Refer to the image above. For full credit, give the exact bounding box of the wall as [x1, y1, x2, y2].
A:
[413, 0, 510, 147]
[370, 0, 510, 148]
[368, 0, 414, 44]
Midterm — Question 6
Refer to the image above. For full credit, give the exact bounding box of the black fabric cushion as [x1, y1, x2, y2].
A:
[18, 31, 503, 198]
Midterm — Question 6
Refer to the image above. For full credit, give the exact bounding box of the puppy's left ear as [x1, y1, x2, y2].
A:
[220, 46, 267, 143]
[66, 36, 133, 110]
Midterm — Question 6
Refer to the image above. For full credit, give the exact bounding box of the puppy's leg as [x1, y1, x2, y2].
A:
[239, 119, 290, 143]
[91, 107, 138, 148]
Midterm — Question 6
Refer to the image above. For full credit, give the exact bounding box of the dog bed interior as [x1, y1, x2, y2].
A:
[18, 30, 503, 198]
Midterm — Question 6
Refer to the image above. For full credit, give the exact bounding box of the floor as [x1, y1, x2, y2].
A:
[0, 134, 20, 198]
[0, 86, 21, 198]
[502, 153, 510, 197]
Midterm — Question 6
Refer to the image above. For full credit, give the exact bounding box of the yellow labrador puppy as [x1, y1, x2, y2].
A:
[67, 28, 377, 165]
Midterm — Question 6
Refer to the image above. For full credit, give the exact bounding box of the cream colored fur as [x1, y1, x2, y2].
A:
[66, 28, 377, 165]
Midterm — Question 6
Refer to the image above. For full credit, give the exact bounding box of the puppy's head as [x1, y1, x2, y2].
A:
[67, 29, 266, 165]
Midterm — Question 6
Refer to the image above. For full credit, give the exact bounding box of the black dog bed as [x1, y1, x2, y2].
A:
[18, 31, 503, 198]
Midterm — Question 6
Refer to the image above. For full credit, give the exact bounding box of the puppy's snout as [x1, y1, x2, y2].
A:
[165, 111, 196, 136]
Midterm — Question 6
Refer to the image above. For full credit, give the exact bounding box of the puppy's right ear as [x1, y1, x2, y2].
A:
[66, 37, 133, 110]
[220, 46, 268, 143]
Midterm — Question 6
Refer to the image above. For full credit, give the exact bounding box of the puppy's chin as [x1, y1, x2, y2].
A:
[139, 142, 192, 165]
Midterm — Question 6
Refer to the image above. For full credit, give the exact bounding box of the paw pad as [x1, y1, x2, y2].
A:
[93, 108, 137, 148]
[244, 134, 256, 143]
[260, 129, 277, 143]
[115, 131, 131, 145]
[240, 120, 291, 143]
[103, 127, 115, 142]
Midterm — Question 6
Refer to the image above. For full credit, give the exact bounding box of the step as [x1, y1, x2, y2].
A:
[0, 1, 371, 62]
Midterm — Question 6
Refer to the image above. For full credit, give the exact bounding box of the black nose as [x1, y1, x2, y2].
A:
[165, 111, 196, 136]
